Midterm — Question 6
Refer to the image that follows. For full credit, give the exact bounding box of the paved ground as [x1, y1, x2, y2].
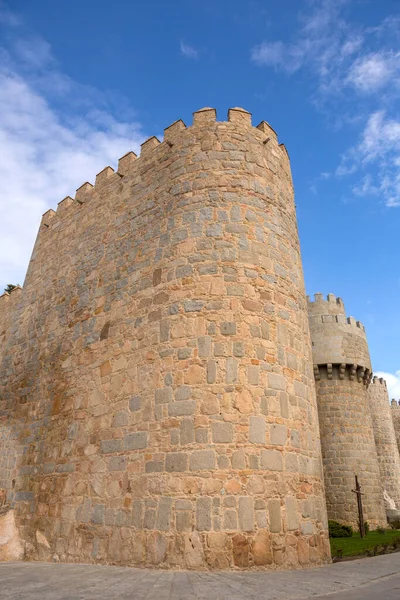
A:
[0, 554, 399, 599]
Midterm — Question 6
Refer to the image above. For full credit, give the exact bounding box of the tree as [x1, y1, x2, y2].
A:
[4, 284, 17, 293]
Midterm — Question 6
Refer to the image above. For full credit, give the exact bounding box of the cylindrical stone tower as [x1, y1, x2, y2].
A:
[308, 293, 386, 528]
[0, 107, 330, 569]
[368, 377, 400, 521]
[391, 400, 400, 455]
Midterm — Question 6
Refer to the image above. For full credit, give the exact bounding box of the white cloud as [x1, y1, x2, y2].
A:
[180, 41, 199, 60]
[337, 111, 400, 206]
[347, 52, 400, 93]
[374, 371, 400, 401]
[0, 14, 146, 290]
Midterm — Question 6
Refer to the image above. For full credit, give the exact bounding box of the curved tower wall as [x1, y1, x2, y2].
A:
[308, 294, 386, 528]
[391, 400, 400, 454]
[368, 378, 400, 516]
[0, 108, 330, 569]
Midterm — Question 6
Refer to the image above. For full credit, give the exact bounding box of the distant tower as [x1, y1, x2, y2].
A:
[308, 293, 386, 528]
[368, 378, 400, 521]
[391, 400, 400, 455]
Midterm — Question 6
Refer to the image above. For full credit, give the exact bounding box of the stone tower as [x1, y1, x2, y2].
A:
[391, 400, 400, 455]
[0, 108, 330, 569]
[308, 293, 386, 528]
[368, 378, 400, 521]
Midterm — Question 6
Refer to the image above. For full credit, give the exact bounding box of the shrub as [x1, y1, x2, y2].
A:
[364, 521, 370, 535]
[328, 520, 353, 538]
[376, 527, 386, 535]
[390, 519, 400, 530]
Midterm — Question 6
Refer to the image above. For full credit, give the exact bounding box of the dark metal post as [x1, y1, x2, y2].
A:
[352, 475, 365, 538]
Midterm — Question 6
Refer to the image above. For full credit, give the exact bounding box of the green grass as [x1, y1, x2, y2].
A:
[330, 529, 400, 557]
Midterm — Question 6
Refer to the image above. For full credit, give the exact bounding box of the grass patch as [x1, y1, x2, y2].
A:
[330, 529, 400, 558]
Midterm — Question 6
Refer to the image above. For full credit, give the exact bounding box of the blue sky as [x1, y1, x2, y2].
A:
[0, 0, 399, 396]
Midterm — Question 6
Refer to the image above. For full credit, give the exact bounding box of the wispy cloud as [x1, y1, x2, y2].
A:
[180, 40, 199, 60]
[337, 111, 400, 206]
[251, 1, 400, 207]
[346, 51, 400, 93]
[375, 370, 400, 401]
[0, 8, 146, 289]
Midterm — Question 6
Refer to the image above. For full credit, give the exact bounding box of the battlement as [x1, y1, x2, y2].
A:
[308, 292, 371, 371]
[308, 313, 366, 332]
[307, 293, 345, 317]
[392, 400, 400, 408]
[371, 376, 387, 387]
[33, 106, 288, 233]
[0, 285, 22, 310]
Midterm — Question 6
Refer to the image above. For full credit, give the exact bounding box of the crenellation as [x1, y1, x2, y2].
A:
[41, 208, 56, 227]
[256, 120, 278, 142]
[192, 107, 217, 125]
[140, 136, 161, 156]
[57, 196, 75, 214]
[95, 166, 115, 188]
[228, 107, 252, 127]
[164, 119, 187, 142]
[118, 150, 137, 175]
[75, 181, 94, 202]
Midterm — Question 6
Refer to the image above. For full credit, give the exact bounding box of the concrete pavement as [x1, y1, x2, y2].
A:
[0, 553, 399, 599]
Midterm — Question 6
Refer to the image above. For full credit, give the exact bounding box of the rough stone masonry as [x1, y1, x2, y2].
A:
[0, 106, 398, 570]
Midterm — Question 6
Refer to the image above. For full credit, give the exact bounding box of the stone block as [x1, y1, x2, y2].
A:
[226, 357, 238, 383]
[198, 336, 212, 357]
[190, 450, 216, 471]
[145, 461, 164, 473]
[124, 431, 147, 450]
[211, 422, 234, 443]
[268, 373, 286, 390]
[223, 509, 238, 530]
[260, 449, 283, 471]
[155, 497, 172, 531]
[180, 418, 195, 445]
[268, 499, 281, 533]
[231, 450, 246, 469]
[129, 396, 141, 412]
[175, 385, 192, 400]
[108, 456, 126, 471]
[249, 416, 266, 444]
[207, 360, 217, 384]
[196, 497, 212, 530]
[155, 387, 172, 404]
[100, 439, 123, 454]
[270, 423, 287, 446]
[166, 452, 188, 472]
[168, 400, 196, 416]
[221, 322, 236, 336]
[285, 496, 299, 530]
[238, 497, 254, 531]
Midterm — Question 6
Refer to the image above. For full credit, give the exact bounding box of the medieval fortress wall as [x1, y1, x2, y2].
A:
[308, 294, 387, 528]
[391, 401, 400, 455]
[1, 105, 399, 570]
[0, 108, 330, 569]
[368, 378, 400, 512]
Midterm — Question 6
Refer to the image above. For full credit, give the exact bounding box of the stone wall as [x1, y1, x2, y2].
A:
[307, 294, 371, 369]
[308, 294, 386, 529]
[391, 401, 400, 455]
[314, 365, 387, 528]
[368, 378, 400, 512]
[0, 107, 330, 569]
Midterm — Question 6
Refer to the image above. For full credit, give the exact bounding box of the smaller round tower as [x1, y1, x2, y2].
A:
[368, 378, 400, 522]
[308, 293, 387, 528]
[391, 400, 400, 455]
